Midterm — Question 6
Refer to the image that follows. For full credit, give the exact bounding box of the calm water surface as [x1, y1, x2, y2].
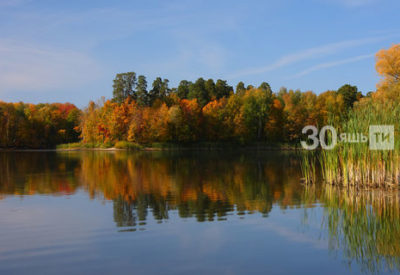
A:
[0, 151, 399, 274]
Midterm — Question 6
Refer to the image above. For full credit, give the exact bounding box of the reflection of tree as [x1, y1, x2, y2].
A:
[77, 151, 304, 225]
[113, 198, 137, 227]
[0, 152, 80, 197]
[0, 151, 304, 225]
[305, 185, 400, 274]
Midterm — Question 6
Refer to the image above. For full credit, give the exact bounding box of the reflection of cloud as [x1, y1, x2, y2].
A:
[291, 53, 374, 78]
[264, 222, 327, 249]
[228, 35, 389, 79]
[0, 199, 103, 262]
[0, 39, 102, 95]
[244, 219, 328, 250]
[198, 226, 226, 253]
[178, 224, 226, 254]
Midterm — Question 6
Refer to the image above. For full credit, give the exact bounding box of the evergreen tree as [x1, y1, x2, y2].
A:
[236, 81, 246, 95]
[205, 79, 216, 99]
[215, 79, 232, 99]
[150, 77, 170, 105]
[149, 77, 163, 105]
[188, 78, 210, 107]
[259, 82, 273, 97]
[177, 80, 191, 99]
[136, 75, 149, 106]
[337, 84, 358, 109]
[112, 72, 137, 103]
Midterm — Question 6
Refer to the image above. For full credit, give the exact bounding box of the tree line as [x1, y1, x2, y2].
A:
[0, 102, 80, 148]
[80, 73, 362, 146]
[0, 76, 363, 148]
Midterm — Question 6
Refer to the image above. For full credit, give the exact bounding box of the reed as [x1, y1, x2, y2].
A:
[302, 94, 400, 188]
[300, 150, 318, 184]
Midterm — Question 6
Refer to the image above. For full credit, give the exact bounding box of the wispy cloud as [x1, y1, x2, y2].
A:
[0, 39, 102, 96]
[150, 31, 229, 75]
[0, 4, 235, 96]
[228, 35, 389, 79]
[291, 53, 374, 78]
[325, 0, 378, 7]
[0, 0, 31, 7]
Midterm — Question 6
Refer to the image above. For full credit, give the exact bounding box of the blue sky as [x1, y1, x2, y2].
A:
[1, 0, 399, 107]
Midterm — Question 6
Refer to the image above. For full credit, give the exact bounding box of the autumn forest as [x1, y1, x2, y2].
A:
[0, 44, 398, 149]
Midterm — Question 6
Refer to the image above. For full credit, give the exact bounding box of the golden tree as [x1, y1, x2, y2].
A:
[375, 43, 400, 92]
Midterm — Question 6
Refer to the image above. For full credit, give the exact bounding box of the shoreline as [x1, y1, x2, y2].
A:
[0, 145, 300, 152]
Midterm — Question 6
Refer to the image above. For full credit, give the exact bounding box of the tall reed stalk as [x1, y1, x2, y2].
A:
[300, 150, 318, 184]
[302, 97, 400, 188]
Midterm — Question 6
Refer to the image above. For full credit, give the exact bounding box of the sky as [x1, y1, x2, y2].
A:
[0, 0, 399, 107]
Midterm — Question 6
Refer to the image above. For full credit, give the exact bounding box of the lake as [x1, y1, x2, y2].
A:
[0, 151, 399, 274]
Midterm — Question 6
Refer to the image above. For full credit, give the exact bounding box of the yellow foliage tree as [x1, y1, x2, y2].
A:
[375, 43, 400, 93]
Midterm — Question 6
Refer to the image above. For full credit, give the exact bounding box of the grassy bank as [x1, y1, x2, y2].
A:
[56, 141, 299, 151]
[56, 141, 142, 150]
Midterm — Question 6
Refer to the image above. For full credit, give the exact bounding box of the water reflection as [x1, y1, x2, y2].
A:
[81, 151, 304, 225]
[1, 151, 400, 273]
[0, 151, 304, 222]
[0, 152, 80, 197]
[307, 185, 400, 273]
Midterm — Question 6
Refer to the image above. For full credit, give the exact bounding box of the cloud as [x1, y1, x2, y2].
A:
[167, 31, 228, 70]
[291, 53, 374, 78]
[0, 0, 31, 7]
[326, 0, 377, 7]
[228, 35, 388, 79]
[0, 3, 239, 103]
[0, 39, 102, 96]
